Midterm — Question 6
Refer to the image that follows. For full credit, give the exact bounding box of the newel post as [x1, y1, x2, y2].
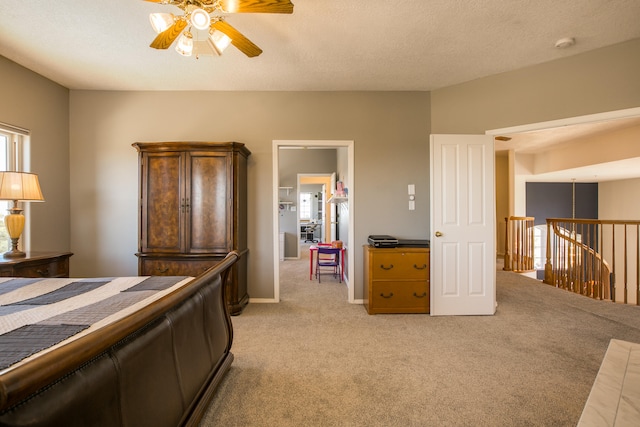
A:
[503, 217, 511, 271]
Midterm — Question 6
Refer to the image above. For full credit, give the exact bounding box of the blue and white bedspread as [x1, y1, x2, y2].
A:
[0, 276, 193, 371]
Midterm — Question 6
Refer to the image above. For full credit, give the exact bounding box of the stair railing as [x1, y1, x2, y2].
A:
[544, 218, 640, 304]
[503, 216, 535, 273]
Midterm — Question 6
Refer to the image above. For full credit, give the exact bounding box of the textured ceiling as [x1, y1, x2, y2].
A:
[0, 0, 639, 91]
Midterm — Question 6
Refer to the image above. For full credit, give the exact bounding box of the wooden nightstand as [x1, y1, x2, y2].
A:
[0, 252, 73, 278]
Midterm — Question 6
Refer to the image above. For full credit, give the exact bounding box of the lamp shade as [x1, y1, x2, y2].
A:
[208, 30, 232, 55]
[0, 172, 44, 202]
[175, 33, 194, 56]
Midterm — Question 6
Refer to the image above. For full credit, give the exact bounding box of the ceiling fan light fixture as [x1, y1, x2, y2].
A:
[175, 32, 194, 56]
[190, 8, 211, 30]
[149, 12, 175, 33]
[208, 30, 232, 55]
[145, 0, 294, 58]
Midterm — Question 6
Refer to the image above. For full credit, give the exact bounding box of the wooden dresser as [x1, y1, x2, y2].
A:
[0, 252, 73, 278]
[133, 142, 250, 315]
[363, 245, 430, 314]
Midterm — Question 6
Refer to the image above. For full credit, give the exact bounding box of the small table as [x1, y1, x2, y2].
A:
[309, 245, 345, 281]
[0, 252, 73, 278]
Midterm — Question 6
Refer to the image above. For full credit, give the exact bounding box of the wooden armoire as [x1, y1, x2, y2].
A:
[132, 141, 250, 315]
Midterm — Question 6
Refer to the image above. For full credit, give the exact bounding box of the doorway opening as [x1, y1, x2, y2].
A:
[272, 140, 355, 304]
[298, 173, 336, 252]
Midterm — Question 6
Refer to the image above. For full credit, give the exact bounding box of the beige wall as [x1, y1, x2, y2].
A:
[431, 39, 640, 134]
[599, 178, 640, 221]
[0, 56, 70, 253]
[532, 123, 640, 175]
[495, 153, 509, 256]
[69, 91, 432, 301]
[599, 178, 640, 302]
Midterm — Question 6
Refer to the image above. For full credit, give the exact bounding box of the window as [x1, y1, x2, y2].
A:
[0, 123, 29, 253]
[299, 192, 312, 220]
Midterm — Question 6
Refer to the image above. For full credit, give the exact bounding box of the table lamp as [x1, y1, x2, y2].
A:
[0, 171, 45, 258]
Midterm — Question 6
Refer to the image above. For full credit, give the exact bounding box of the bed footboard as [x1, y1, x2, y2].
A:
[0, 251, 240, 427]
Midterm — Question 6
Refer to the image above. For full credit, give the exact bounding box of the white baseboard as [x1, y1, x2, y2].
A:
[249, 298, 279, 304]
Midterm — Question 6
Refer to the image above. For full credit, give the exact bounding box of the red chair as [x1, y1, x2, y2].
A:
[316, 247, 341, 283]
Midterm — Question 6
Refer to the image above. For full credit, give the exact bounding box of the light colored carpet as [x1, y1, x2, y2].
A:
[201, 245, 640, 426]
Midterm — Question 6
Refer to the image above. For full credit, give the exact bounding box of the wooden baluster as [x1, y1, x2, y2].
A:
[637, 225, 639, 305]
[504, 217, 511, 271]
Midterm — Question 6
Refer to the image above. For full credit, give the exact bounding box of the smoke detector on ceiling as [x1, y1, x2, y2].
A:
[555, 37, 576, 49]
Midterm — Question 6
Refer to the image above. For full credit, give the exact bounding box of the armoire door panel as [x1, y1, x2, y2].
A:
[143, 153, 183, 252]
[188, 153, 231, 252]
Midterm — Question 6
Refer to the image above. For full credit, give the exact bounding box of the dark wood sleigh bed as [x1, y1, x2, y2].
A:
[0, 251, 240, 427]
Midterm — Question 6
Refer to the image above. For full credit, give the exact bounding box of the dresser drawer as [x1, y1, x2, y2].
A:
[0, 252, 72, 278]
[139, 258, 222, 276]
[370, 251, 428, 280]
[12, 260, 68, 278]
[369, 281, 429, 313]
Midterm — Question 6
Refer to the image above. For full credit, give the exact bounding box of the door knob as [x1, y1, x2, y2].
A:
[435, 231, 443, 237]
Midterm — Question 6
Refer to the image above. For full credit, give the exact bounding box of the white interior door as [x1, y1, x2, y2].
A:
[430, 134, 496, 315]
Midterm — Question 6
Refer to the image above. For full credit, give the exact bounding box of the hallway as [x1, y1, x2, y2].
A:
[279, 242, 345, 302]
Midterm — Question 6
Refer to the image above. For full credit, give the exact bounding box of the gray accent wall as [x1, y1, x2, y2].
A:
[526, 183, 598, 225]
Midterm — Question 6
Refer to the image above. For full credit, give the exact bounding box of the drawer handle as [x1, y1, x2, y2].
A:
[379, 292, 394, 298]
[380, 264, 394, 270]
[156, 267, 169, 274]
[413, 292, 427, 298]
[413, 264, 427, 270]
[36, 268, 49, 277]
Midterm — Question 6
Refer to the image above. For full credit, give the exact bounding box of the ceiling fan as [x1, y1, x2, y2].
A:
[144, 0, 294, 58]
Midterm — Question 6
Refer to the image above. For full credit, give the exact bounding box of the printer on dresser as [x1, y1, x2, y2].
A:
[364, 236, 430, 315]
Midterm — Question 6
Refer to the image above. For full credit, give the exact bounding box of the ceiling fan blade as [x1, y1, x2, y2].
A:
[150, 19, 187, 49]
[212, 20, 263, 57]
[219, 0, 294, 14]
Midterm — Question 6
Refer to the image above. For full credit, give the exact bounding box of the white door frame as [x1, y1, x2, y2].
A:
[272, 140, 355, 304]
